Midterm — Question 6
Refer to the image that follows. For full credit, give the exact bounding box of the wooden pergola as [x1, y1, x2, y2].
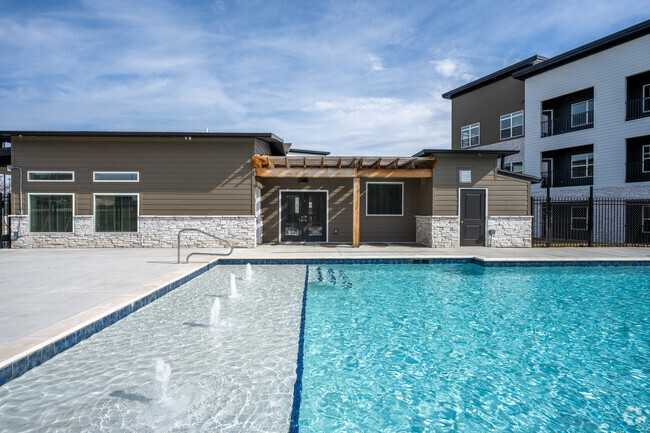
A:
[253, 155, 437, 247]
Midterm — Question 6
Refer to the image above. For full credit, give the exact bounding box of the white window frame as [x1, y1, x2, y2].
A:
[643, 205, 650, 234]
[461, 123, 480, 148]
[93, 193, 140, 233]
[571, 153, 593, 179]
[570, 206, 588, 231]
[503, 162, 523, 173]
[27, 171, 75, 182]
[643, 144, 650, 173]
[365, 182, 404, 217]
[643, 84, 650, 113]
[93, 171, 140, 182]
[500, 110, 524, 140]
[571, 99, 594, 127]
[27, 193, 75, 233]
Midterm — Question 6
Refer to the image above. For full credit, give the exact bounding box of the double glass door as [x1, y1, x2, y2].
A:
[281, 191, 327, 242]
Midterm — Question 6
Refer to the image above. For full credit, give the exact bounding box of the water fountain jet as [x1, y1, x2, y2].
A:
[210, 298, 221, 326]
[244, 263, 253, 280]
[230, 273, 239, 298]
[153, 358, 171, 402]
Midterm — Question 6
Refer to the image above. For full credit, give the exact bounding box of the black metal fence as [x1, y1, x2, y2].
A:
[625, 98, 650, 121]
[1, 192, 10, 248]
[532, 187, 650, 247]
[540, 110, 593, 137]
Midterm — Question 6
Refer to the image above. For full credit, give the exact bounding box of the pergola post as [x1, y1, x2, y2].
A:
[353, 177, 360, 247]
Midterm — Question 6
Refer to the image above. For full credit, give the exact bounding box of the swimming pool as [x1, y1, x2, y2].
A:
[0, 262, 648, 432]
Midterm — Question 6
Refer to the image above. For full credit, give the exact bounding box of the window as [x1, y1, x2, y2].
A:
[643, 145, 650, 173]
[29, 194, 73, 232]
[93, 172, 139, 182]
[571, 100, 594, 127]
[644, 84, 650, 113]
[571, 153, 593, 178]
[503, 162, 523, 173]
[461, 123, 480, 148]
[27, 171, 74, 182]
[366, 182, 403, 216]
[571, 206, 588, 231]
[94, 194, 138, 232]
[500, 110, 524, 140]
[643, 205, 650, 233]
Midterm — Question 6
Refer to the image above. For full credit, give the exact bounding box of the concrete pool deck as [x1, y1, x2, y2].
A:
[1, 245, 649, 374]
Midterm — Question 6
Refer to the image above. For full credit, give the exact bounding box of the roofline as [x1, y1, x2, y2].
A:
[287, 148, 331, 155]
[513, 19, 650, 80]
[413, 149, 519, 157]
[441, 55, 547, 100]
[496, 169, 542, 184]
[0, 130, 287, 155]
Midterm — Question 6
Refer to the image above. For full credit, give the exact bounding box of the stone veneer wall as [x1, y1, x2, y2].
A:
[415, 215, 460, 248]
[487, 216, 532, 248]
[10, 215, 257, 248]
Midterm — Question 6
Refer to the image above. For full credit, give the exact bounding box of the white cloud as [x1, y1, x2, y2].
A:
[431, 58, 475, 82]
[366, 54, 384, 72]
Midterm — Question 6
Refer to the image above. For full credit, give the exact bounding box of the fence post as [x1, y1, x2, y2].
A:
[545, 183, 551, 247]
[588, 186, 594, 247]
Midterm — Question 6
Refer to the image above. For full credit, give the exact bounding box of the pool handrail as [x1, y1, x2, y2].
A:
[177, 228, 234, 263]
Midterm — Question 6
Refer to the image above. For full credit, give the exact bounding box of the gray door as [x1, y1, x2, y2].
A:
[460, 189, 486, 246]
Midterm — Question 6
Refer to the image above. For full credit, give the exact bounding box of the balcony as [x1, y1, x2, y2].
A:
[541, 111, 593, 137]
[541, 169, 593, 188]
[626, 161, 650, 183]
[625, 98, 650, 121]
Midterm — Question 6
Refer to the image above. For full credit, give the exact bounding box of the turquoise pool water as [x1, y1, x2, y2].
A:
[299, 264, 650, 432]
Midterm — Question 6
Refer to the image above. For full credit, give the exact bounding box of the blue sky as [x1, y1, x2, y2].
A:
[0, 1, 648, 155]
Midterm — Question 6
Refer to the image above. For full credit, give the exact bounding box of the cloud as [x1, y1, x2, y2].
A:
[431, 58, 475, 82]
[366, 55, 385, 72]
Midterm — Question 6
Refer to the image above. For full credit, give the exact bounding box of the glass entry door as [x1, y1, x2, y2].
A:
[280, 191, 327, 242]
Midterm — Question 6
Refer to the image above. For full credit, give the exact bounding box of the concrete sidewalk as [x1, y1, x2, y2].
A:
[1, 245, 648, 369]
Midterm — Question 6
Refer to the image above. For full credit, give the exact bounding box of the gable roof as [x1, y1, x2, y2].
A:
[513, 19, 650, 80]
[441, 55, 546, 100]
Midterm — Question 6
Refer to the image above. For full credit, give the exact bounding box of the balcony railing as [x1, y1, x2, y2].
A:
[626, 161, 650, 183]
[625, 98, 650, 121]
[541, 111, 593, 137]
[541, 169, 593, 188]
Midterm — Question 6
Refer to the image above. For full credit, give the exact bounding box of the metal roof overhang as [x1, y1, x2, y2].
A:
[253, 155, 437, 178]
[0, 131, 287, 155]
[413, 149, 518, 158]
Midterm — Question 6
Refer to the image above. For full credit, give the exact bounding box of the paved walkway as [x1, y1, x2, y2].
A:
[1, 245, 648, 368]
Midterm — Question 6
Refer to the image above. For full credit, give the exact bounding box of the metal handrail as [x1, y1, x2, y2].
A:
[177, 228, 233, 263]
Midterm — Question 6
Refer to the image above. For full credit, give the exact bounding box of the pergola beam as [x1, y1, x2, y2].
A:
[254, 168, 433, 178]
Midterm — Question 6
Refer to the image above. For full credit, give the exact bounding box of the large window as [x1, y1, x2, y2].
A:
[29, 194, 73, 232]
[571, 206, 588, 231]
[461, 123, 480, 148]
[366, 182, 403, 216]
[94, 194, 138, 232]
[28, 171, 74, 182]
[571, 153, 593, 178]
[500, 110, 524, 140]
[643, 144, 650, 173]
[93, 172, 139, 182]
[571, 100, 594, 127]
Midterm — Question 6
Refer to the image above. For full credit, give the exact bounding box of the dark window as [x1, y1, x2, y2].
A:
[367, 183, 403, 215]
[28, 171, 74, 182]
[570, 206, 588, 231]
[29, 195, 73, 232]
[95, 195, 138, 232]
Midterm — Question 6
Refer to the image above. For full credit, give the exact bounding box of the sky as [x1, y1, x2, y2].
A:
[0, 1, 648, 156]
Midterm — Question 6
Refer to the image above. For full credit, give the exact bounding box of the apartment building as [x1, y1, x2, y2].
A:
[442, 55, 546, 173]
[513, 19, 650, 200]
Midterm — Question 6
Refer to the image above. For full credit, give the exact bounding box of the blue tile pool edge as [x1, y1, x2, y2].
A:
[0, 260, 220, 388]
[217, 257, 650, 267]
[289, 265, 309, 433]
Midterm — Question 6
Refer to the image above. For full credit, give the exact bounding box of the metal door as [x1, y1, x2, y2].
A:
[460, 189, 486, 246]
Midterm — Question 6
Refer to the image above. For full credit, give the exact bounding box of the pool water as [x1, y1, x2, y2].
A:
[299, 264, 650, 432]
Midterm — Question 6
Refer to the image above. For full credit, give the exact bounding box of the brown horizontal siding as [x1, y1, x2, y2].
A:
[360, 179, 417, 242]
[11, 136, 256, 216]
[433, 156, 529, 216]
[451, 76, 525, 149]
